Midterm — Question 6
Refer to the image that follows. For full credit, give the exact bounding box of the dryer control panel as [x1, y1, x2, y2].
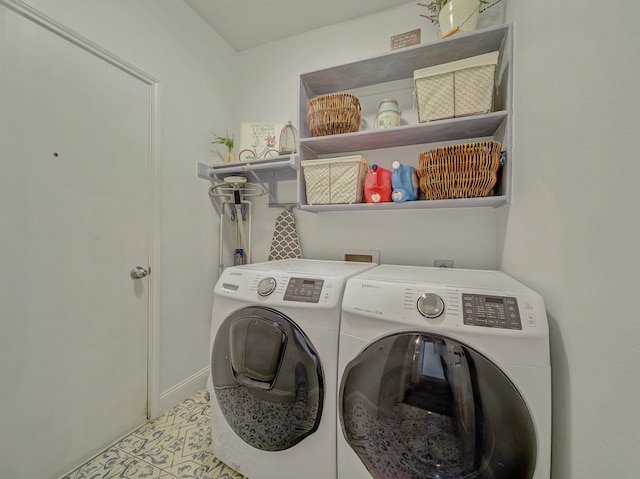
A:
[462, 294, 521, 330]
[283, 277, 324, 303]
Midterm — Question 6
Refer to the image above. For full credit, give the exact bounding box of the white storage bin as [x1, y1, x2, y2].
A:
[414, 51, 499, 122]
[301, 156, 370, 205]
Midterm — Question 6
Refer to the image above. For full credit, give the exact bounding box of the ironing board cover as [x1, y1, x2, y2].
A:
[268, 210, 302, 261]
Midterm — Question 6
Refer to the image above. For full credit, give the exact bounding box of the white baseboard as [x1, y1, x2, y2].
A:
[156, 366, 209, 418]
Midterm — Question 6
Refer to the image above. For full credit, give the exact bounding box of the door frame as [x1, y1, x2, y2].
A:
[1, 0, 162, 419]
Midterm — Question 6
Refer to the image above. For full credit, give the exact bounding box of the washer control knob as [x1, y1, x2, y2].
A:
[257, 277, 277, 297]
[417, 293, 445, 319]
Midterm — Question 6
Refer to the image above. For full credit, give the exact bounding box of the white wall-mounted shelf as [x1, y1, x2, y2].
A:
[298, 111, 507, 157]
[197, 25, 513, 213]
[198, 155, 298, 205]
[297, 23, 513, 213]
[298, 194, 506, 213]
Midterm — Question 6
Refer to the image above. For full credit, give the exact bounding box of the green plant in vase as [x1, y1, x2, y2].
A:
[212, 131, 235, 163]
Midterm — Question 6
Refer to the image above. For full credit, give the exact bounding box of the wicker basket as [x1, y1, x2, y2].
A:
[307, 93, 361, 137]
[417, 141, 502, 200]
[414, 51, 499, 122]
[301, 155, 370, 204]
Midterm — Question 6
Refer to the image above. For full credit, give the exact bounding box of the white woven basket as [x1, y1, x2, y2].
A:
[414, 51, 499, 122]
[301, 156, 370, 205]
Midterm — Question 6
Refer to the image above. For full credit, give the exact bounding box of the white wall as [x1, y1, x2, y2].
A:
[17, 0, 238, 403]
[236, 1, 640, 477]
[236, 3, 502, 270]
[501, 0, 640, 477]
[9, 0, 639, 476]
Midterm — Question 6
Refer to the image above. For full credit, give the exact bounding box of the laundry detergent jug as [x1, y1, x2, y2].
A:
[391, 161, 419, 202]
[364, 164, 392, 203]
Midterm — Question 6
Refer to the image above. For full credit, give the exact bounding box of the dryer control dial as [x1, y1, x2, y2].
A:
[257, 277, 277, 297]
[417, 293, 445, 319]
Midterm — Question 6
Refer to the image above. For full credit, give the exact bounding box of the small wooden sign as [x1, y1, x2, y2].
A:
[390, 29, 421, 50]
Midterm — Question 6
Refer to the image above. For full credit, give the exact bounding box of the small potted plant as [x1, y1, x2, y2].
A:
[212, 131, 235, 163]
[419, 0, 491, 38]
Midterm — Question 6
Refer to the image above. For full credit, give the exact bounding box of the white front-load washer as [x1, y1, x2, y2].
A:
[338, 265, 551, 479]
[209, 259, 376, 479]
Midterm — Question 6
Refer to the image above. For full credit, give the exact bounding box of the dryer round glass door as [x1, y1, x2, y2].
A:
[211, 306, 324, 451]
[339, 333, 536, 479]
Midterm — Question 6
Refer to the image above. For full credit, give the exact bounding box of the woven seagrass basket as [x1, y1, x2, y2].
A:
[307, 93, 361, 137]
[417, 141, 502, 200]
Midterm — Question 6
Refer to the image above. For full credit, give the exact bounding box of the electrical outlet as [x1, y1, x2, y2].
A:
[434, 260, 454, 268]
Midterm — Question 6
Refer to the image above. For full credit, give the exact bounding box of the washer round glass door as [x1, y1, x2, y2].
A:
[211, 306, 324, 451]
[340, 333, 536, 479]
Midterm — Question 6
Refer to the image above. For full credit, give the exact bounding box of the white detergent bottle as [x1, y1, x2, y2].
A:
[391, 161, 419, 202]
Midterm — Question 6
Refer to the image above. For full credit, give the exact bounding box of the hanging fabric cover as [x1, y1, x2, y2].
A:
[268, 210, 302, 261]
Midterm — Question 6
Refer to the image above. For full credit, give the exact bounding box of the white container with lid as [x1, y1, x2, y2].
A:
[373, 99, 401, 130]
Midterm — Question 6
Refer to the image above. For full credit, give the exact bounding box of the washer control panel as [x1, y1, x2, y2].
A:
[283, 277, 324, 303]
[462, 293, 522, 330]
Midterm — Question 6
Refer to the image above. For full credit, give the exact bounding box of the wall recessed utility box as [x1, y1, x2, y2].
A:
[434, 259, 454, 268]
[342, 249, 380, 263]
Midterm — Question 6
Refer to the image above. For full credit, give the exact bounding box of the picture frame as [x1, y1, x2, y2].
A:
[239, 122, 285, 161]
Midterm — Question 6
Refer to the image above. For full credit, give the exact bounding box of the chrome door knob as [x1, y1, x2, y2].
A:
[130, 266, 149, 279]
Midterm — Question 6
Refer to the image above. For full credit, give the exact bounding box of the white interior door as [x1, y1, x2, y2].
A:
[0, 5, 152, 478]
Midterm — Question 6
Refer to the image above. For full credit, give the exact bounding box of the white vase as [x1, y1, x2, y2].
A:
[223, 150, 235, 163]
[438, 0, 480, 38]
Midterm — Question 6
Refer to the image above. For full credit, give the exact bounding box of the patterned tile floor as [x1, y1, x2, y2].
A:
[63, 389, 246, 479]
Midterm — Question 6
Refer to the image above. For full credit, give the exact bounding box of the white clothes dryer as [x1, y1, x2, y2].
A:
[209, 259, 376, 479]
[338, 265, 551, 479]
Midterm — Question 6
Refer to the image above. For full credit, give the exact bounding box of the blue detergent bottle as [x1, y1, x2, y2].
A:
[391, 161, 419, 202]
